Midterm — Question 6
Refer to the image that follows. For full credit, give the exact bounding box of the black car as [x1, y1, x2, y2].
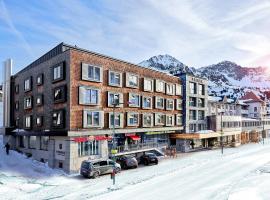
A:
[116, 155, 138, 169]
[139, 153, 158, 165]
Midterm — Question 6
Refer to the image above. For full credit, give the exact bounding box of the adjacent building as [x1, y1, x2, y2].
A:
[3, 43, 183, 173]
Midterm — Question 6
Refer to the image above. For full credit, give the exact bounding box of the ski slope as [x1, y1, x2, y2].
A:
[1, 135, 270, 200]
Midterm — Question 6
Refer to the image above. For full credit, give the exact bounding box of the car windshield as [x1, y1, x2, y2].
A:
[82, 162, 91, 169]
[147, 154, 156, 158]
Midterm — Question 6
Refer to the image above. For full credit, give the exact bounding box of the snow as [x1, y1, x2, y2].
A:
[1, 135, 270, 200]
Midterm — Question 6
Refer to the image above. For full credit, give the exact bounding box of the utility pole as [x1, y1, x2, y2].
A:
[220, 112, 224, 154]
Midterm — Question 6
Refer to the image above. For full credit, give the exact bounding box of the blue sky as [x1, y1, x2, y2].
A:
[1, 0, 270, 78]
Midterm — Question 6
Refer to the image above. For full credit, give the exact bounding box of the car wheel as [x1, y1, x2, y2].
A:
[123, 163, 128, 169]
[144, 160, 149, 166]
[155, 161, 158, 165]
[92, 171, 99, 179]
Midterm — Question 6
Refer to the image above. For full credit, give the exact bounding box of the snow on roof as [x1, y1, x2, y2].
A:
[240, 91, 263, 103]
[208, 96, 222, 102]
[196, 130, 215, 134]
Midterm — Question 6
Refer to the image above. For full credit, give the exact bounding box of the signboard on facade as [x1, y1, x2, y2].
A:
[55, 140, 65, 161]
[145, 130, 175, 135]
[73, 135, 112, 143]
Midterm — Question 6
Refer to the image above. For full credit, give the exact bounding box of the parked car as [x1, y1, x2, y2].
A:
[139, 153, 158, 165]
[116, 155, 138, 169]
[80, 159, 121, 178]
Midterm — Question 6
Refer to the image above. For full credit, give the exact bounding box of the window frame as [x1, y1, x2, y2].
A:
[166, 83, 175, 95]
[83, 110, 104, 128]
[126, 73, 139, 88]
[24, 77, 32, 92]
[108, 70, 122, 87]
[36, 94, 43, 106]
[79, 86, 100, 105]
[108, 92, 123, 107]
[15, 85, 19, 94]
[143, 78, 153, 92]
[166, 114, 174, 126]
[81, 63, 103, 83]
[52, 109, 65, 129]
[24, 96, 32, 110]
[142, 113, 153, 127]
[24, 115, 32, 129]
[36, 73, 43, 86]
[109, 112, 124, 128]
[127, 112, 139, 126]
[166, 99, 174, 110]
[154, 113, 165, 126]
[175, 84, 182, 96]
[36, 116, 43, 127]
[129, 93, 140, 108]
[53, 85, 67, 103]
[176, 114, 183, 126]
[155, 79, 165, 93]
[176, 99, 182, 110]
[142, 96, 152, 109]
[52, 62, 65, 83]
[155, 96, 164, 109]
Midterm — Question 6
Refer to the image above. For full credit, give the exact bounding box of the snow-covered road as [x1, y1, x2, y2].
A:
[1, 135, 270, 200]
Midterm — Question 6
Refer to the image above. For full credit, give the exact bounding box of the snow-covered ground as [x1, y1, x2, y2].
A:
[1, 135, 270, 200]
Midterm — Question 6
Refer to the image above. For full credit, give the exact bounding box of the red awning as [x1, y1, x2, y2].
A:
[128, 135, 140, 141]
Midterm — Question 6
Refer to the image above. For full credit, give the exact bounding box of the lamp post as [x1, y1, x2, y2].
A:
[220, 111, 224, 154]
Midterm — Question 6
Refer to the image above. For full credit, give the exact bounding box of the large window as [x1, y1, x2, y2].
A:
[78, 140, 99, 157]
[127, 113, 139, 126]
[82, 63, 102, 82]
[166, 115, 174, 126]
[28, 136, 36, 149]
[142, 113, 153, 127]
[108, 71, 122, 87]
[198, 98, 205, 107]
[40, 136, 49, 151]
[189, 97, 196, 107]
[143, 78, 153, 92]
[24, 96, 32, 109]
[24, 77, 32, 92]
[155, 79, 165, 93]
[176, 99, 182, 110]
[54, 86, 66, 103]
[190, 82, 196, 94]
[24, 115, 32, 129]
[189, 110, 196, 120]
[109, 113, 123, 128]
[83, 110, 104, 128]
[52, 110, 65, 128]
[198, 84, 205, 95]
[52, 63, 65, 82]
[142, 96, 152, 109]
[166, 99, 174, 110]
[198, 110, 205, 120]
[155, 96, 164, 109]
[79, 86, 100, 105]
[129, 93, 140, 107]
[155, 113, 165, 125]
[175, 84, 182, 95]
[176, 114, 183, 126]
[126, 73, 139, 88]
[166, 83, 175, 95]
[108, 92, 123, 107]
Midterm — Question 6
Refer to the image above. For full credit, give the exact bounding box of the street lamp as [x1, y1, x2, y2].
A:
[220, 111, 224, 154]
[262, 113, 268, 145]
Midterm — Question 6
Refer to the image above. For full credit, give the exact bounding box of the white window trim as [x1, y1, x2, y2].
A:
[109, 112, 124, 128]
[24, 96, 32, 109]
[108, 92, 123, 107]
[175, 114, 183, 126]
[127, 112, 139, 126]
[155, 96, 164, 109]
[81, 63, 103, 83]
[143, 78, 153, 92]
[166, 114, 174, 126]
[155, 79, 165, 93]
[166, 99, 174, 110]
[176, 99, 182, 110]
[108, 70, 122, 87]
[142, 96, 152, 109]
[142, 113, 154, 127]
[154, 113, 165, 126]
[83, 110, 104, 128]
[25, 115, 32, 128]
[126, 73, 139, 88]
[79, 86, 101, 105]
[129, 93, 140, 108]
[166, 83, 175, 95]
[175, 84, 182, 96]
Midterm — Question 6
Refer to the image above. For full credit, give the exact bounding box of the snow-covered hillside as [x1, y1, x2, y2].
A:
[139, 56, 270, 98]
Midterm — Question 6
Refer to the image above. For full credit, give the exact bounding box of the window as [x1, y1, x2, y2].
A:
[198, 110, 205, 120]
[176, 114, 183, 126]
[142, 114, 153, 127]
[189, 97, 196, 107]
[79, 86, 100, 105]
[15, 117, 19, 127]
[155, 79, 165, 93]
[175, 84, 182, 95]
[108, 71, 122, 87]
[198, 84, 205, 95]
[24, 77, 32, 92]
[40, 136, 49, 151]
[198, 98, 205, 107]
[155, 113, 165, 125]
[28, 136, 36, 149]
[36, 116, 43, 127]
[166, 99, 174, 110]
[109, 113, 123, 128]
[176, 99, 182, 110]
[108, 92, 123, 107]
[36, 74, 43, 85]
[78, 140, 99, 157]
[52, 62, 65, 82]
[24, 96, 32, 109]
[155, 96, 164, 109]
[129, 93, 140, 107]
[53, 86, 66, 103]
[36, 95, 43, 106]
[189, 110, 196, 120]
[15, 85, 19, 94]
[166, 115, 174, 126]
[166, 83, 175, 95]
[142, 96, 152, 109]
[254, 107, 258, 112]
[52, 110, 65, 128]
[190, 82, 196, 94]
[15, 101, 19, 110]
[24, 115, 32, 129]
[127, 113, 139, 126]
[126, 73, 139, 88]
[82, 63, 102, 82]
[83, 110, 104, 128]
[189, 124, 196, 132]
[143, 78, 153, 92]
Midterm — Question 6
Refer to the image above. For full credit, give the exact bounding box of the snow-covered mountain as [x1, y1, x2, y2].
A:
[139, 55, 270, 98]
